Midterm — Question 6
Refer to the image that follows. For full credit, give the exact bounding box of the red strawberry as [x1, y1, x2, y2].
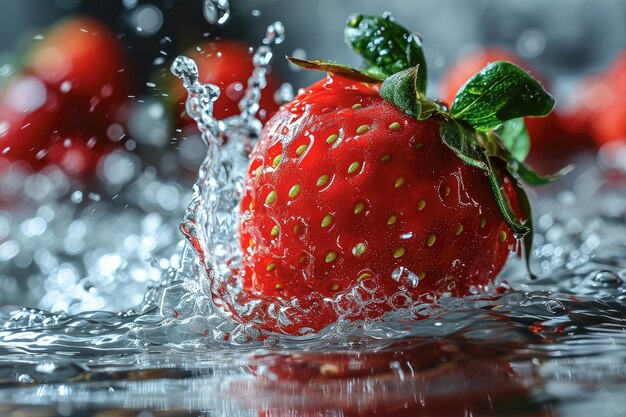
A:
[572, 51, 626, 147]
[171, 39, 280, 125]
[27, 16, 130, 109]
[0, 17, 131, 174]
[0, 74, 63, 166]
[238, 74, 518, 334]
[224, 15, 559, 335]
[440, 47, 591, 163]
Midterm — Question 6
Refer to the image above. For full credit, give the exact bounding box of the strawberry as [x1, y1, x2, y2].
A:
[0, 17, 131, 174]
[232, 15, 562, 335]
[572, 51, 626, 147]
[440, 47, 591, 163]
[0, 73, 63, 165]
[27, 16, 130, 110]
[171, 39, 280, 126]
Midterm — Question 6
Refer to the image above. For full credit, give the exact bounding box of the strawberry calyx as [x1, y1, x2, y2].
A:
[287, 14, 570, 276]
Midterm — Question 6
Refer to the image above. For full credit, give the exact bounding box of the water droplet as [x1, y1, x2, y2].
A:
[391, 267, 420, 287]
[18, 374, 35, 383]
[253, 46, 273, 67]
[203, 0, 230, 25]
[273, 83, 294, 105]
[592, 270, 622, 286]
[545, 299, 566, 314]
[70, 191, 83, 204]
[263, 21, 285, 45]
[382, 11, 395, 20]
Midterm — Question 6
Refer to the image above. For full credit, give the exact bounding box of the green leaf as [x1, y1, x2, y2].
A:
[379, 66, 439, 120]
[286, 57, 384, 83]
[344, 15, 427, 92]
[484, 155, 530, 238]
[406, 33, 428, 94]
[451, 61, 555, 132]
[508, 159, 574, 186]
[493, 118, 530, 161]
[439, 121, 488, 171]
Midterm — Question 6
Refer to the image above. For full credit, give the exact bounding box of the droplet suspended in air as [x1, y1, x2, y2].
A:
[263, 21, 285, 45]
[204, 0, 230, 25]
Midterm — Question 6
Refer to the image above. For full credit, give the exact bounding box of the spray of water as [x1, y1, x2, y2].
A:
[168, 22, 291, 341]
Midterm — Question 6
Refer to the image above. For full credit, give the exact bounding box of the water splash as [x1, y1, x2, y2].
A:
[0, 6, 626, 414]
[166, 22, 289, 341]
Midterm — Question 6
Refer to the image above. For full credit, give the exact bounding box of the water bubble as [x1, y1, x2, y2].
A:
[391, 267, 420, 287]
[203, 0, 230, 25]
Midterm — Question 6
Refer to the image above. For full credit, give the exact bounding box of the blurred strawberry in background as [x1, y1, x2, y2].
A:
[171, 39, 280, 127]
[573, 52, 626, 148]
[440, 47, 592, 167]
[0, 16, 131, 175]
[27, 16, 130, 108]
[0, 73, 63, 165]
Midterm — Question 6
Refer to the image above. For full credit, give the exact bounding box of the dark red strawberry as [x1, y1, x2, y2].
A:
[440, 47, 591, 162]
[232, 15, 561, 335]
[171, 39, 280, 126]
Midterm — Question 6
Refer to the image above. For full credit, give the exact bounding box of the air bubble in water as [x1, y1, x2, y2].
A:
[203, 0, 230, 25]
[391, 267, 420, 287]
